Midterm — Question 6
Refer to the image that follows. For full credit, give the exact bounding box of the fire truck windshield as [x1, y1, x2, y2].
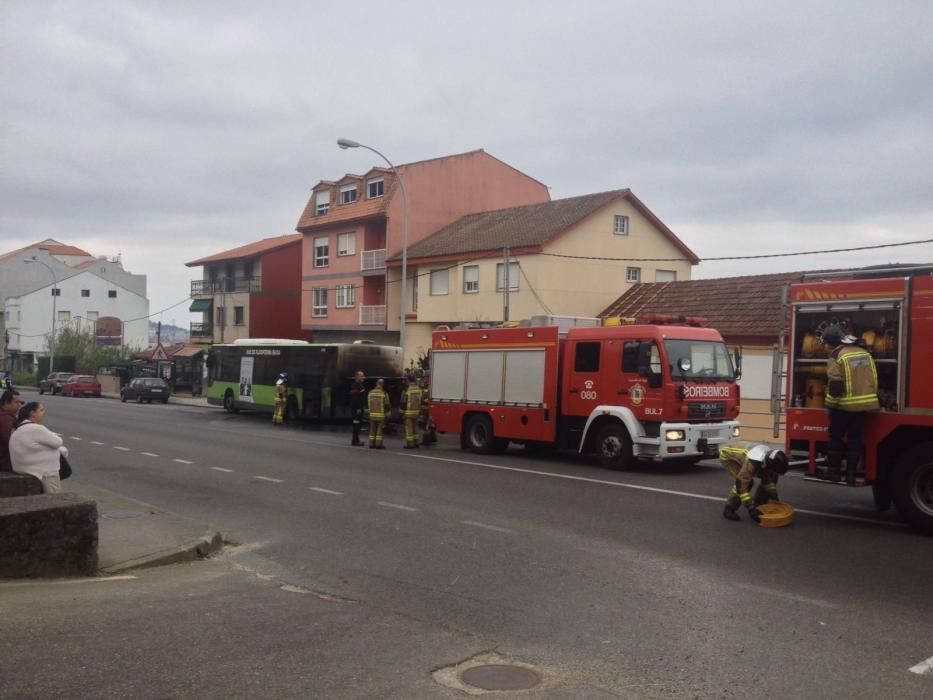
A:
[663, 339, 735, 381]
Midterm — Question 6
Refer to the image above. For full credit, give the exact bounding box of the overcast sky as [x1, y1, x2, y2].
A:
[2, 1, 932, 325]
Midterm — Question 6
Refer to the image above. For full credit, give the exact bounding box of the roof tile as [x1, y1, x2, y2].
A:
[185, 234, 302, 267]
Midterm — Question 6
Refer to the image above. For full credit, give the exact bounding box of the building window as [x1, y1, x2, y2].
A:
[655, 269, 677, 282]
[314, 236, 329, 268]
[234, 306, 245, 325]
[463, 265, 479, 293]
[51, 288, 61, 297]
[626, 267, 641, 283]
[574, 342, 601, 372]
[81, 289, 90, 297]
[614, 215, 629, 235]
[312, 288, 328, 317]
[315, 191, 330, 216]
[411, 273, 418, 313]
[336, 284, 355, 308]
[337, 232, 356, 257]
[86, 311, 99, 322]
[108, 290, 117, 298]
[58, 310, 71, 324]
[216, 307, 226, 327]
[496, 262, 519, 292]
[367, 178, 384, 199]
[430, 269, 449, 296]
[244, 261, 254, 279]
[340, 184, 357, 204]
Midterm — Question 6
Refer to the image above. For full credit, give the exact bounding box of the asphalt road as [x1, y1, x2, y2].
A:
[6, 391, 932, 698]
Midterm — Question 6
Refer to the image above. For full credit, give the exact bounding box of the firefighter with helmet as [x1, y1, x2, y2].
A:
[273, 373, 289, 426]
[367, 379, 389, 448]
[401, 374, 422, 449]
[720, 442, 789, 522]
[820, 323, 879, 483]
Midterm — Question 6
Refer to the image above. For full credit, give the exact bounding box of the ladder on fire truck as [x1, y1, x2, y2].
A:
[770, 285, 789, 439]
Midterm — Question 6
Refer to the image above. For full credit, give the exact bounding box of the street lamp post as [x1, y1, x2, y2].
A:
[25, 256, 58, 375]
[337, 138, 409, 357]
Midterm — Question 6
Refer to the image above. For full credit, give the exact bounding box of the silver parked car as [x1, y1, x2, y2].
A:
[39, 372, 75, 395]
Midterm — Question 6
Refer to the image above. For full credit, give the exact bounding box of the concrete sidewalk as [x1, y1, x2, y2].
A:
[67, 482, 223, 574]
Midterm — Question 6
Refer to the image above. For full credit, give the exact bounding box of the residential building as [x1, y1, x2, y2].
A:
[295, 149, 550, 351]
[185, 234, 308, 344]
[1, 240, 149, 372]
[387, 189, 698, 362]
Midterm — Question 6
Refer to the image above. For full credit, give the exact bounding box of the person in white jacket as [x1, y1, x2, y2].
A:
[10, 402, 68, 493]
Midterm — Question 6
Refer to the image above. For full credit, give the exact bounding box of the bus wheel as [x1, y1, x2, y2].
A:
[595, 423, 633, 470]
[464, 414, 494, 454]
[223, 390, 239, 414]
[892, 442, 933, 536]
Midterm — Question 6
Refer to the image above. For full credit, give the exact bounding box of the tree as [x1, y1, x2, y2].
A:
[51, 327, 133, 372]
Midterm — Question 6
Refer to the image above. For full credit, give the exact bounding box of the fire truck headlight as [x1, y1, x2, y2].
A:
[665, 429, 685, 441]
[732, 426, 741, 438]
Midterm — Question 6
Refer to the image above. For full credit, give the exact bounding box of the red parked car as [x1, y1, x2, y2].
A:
[61, 375, 101, 398]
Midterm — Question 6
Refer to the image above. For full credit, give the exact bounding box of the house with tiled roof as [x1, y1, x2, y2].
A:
[295, 149, 550, 356]
[185, 234, 308, 344]
[385, 189, 697, 361]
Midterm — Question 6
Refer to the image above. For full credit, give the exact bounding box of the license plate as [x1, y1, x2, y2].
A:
[701, 429, 720, 438]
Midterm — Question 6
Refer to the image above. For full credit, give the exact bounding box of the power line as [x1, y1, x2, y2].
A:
[515, 260, 553, 315]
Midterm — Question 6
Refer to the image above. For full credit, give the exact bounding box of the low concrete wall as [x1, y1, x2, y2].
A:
[0, 494, 99, 578]
[0, 472, 43, 498]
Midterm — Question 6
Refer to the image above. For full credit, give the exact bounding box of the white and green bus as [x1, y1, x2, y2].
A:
[205, 339, 404, 421]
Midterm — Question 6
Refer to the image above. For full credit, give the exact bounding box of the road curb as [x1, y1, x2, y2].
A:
[99, 530, 224, 575]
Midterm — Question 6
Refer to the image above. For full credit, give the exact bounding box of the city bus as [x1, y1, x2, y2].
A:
[205, 339, 405, 421]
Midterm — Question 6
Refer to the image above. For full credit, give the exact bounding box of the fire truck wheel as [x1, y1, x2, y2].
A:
[892, 442, 933, 536]
[595, 423, 633, 471]
[464, 414, 495, 454]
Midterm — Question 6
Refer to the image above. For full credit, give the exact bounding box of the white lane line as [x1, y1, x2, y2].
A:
[462, 520, 514, 534]
[309, 487, 343, 496]
[140, 452, 159, 457]
[211, 467, 234, 473]
[113, 446, 130, 451]
[736, 583, 838, 610]
[173, 459, 193, 465]
[255, 476, 284, 483]
[69, 436, 83, 441]
[377, 501, 418, 512]
[90, 441, 105, 445]
[909, 655, 933, 675]
[405, 453, 908, 529]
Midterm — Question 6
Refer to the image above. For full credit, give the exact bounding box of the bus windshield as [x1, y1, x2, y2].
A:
[663, 339, 735, 381]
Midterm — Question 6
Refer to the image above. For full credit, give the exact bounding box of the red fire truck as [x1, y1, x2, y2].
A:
[430, 317, 741, 469]
[782, 268, 933, 534]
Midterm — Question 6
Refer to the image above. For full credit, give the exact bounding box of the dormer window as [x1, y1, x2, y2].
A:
[315, 191, 330, 216]
[367, 177, 384, 199]
[340, 184, 358, 204]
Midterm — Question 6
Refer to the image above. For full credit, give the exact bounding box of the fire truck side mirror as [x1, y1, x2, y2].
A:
[636, 343, 663, 388]
[733, 346, 742, 379]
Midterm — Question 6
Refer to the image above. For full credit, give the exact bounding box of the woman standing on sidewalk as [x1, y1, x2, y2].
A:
[10, 402, 68, 493]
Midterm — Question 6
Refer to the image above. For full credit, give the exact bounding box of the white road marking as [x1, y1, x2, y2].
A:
[69, 436, 83, 440]
[140, 452, 159, 457]
[173, 459, 193, 465]
[255, 476, 284, 483]
[736, 583, 838, 609]
[309, 487, 343, 496]
[211, 467, 234, 473]
[90, 441, 105, 445]
[909, 656, 933, 676]
[405, 453, 908, 529]
[462, 520, 514, 534]
[377, 501, 418, 512]
[113, 446, 130, 451]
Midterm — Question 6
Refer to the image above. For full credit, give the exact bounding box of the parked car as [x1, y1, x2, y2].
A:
[38, 372, 75, 395]
[61, 375, 102, 398]
[121, 377, 171, 404]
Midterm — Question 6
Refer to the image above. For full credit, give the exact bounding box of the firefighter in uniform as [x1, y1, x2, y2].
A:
[349, 370, 366, 446]
[821, 324, 880, 484]
[419, 377, 437, 446]
[273, 373, 289, 426]
[720, 442, 789, 522]
[367, 378, 389, 449]
[401, 375, 422, 449]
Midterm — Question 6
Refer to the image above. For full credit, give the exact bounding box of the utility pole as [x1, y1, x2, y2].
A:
[503, 246, 511, 323]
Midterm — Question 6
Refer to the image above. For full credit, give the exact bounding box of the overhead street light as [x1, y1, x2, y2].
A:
[336, 138, 409, 357]
[24, 256, 58, 375]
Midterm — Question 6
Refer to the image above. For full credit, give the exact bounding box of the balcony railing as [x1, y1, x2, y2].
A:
[191, 277, 262, 295]
[360, 249, 386, 272]
[190, 322, 213, 337]
[359, 305, 386, 326]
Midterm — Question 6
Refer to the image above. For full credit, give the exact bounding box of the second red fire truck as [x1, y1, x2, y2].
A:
[430, 316, 741, 469]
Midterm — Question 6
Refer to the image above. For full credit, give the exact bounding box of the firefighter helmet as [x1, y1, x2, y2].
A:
[819, 323, 845, 348]
[765, 450, 789, 475]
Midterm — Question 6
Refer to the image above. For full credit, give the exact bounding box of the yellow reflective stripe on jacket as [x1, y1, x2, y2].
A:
[720, 445, 749, 462]
[837, 394, 879, 407]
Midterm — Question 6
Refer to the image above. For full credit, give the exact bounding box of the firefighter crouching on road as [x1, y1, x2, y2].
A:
[350, 370, 366, 446]
[401, 375, 422, 449]
[273, 373, 289, 425]
[820, 324, 879, 484]
[367, 379, 389, 449]
[720, 442, 789, 522]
